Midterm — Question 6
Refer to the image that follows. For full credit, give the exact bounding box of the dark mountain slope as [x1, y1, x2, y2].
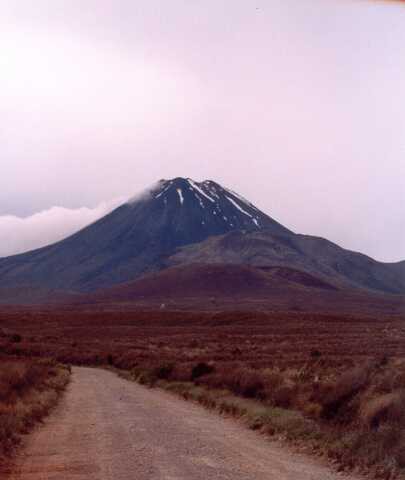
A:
[0, 178, 291, 292]
[168, 230, 405, 295]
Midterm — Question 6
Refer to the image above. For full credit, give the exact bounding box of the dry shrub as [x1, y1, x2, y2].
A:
[320, 363, 372, 421]
[228, 368, 265, 398]
[263, 370, 284, 390]
[196, 366, 265, 399]
[191, 362, 215, 380]
[153, 362, 174, 380]
[129, 361, 175, 386]
[272, 385, 297, 409]
[392, 370, 405, 389]
[361, 391, 405, 429]
[171, 363, 193, 382]
[111, 352, 139, 370]
[10, 334, 22, 344]
[0, 356, 70, 460]
[0, 361, 48, 402]
[303, 402, 322, 418]
[374, 371, 396, 394]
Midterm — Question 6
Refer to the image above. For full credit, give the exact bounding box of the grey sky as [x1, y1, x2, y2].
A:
[1, 0, 404, 261]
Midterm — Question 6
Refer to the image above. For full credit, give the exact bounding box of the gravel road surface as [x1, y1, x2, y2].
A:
[7, 367, 356, 480]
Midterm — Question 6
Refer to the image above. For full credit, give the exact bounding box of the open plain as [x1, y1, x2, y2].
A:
[1, 306, 405, 477]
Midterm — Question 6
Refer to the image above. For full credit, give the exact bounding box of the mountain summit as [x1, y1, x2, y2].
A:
[126, 177, 291, 245]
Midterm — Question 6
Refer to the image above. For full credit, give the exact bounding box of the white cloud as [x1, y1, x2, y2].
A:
[0, 197, 126, 258]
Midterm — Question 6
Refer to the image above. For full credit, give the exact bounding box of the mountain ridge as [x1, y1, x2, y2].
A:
[168, 230, 405, 294]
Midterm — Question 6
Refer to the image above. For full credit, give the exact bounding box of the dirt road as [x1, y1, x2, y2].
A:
[7, 367, 356, 480]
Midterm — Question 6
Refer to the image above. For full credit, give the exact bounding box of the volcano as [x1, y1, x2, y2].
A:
[0, 177, 404, 304]
[0, 178, 291, 293]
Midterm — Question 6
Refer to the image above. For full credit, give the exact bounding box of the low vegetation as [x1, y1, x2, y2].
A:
[0, 355, 70, 462]
[1, 308, 404, 477]
[117, 356, 405, 479]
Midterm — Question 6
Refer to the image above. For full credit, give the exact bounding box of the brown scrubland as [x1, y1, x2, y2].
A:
[0, 351, 70, 465]
[0, 306, 404, 478]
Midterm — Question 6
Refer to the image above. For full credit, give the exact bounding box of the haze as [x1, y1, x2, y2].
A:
[1, 0, 404, 262]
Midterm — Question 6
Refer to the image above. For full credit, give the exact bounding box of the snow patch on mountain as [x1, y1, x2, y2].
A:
[187, 179, 215, 203]
[177, 188, 184, 205]
[223, 186, 259, 212]
[226, 196, 252, 218]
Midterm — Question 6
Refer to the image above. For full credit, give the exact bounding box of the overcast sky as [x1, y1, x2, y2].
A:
[1, 0, 404, 261]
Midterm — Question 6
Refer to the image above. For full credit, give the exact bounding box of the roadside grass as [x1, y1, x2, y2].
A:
[112, 359, 405, 479]
[0, 356, 70, 463]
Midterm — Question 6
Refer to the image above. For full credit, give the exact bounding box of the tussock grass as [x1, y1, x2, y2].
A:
[119, 358, 405, 479]
[0, 356, 70, 462]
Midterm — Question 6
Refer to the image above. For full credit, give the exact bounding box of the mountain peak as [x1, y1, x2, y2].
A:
[128, 177, 282, 235]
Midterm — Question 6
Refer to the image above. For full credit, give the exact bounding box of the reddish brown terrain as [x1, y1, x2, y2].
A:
[77, 263, 404, 317]
[1, 302, 404, 477]
[1, 306, 404, 365]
